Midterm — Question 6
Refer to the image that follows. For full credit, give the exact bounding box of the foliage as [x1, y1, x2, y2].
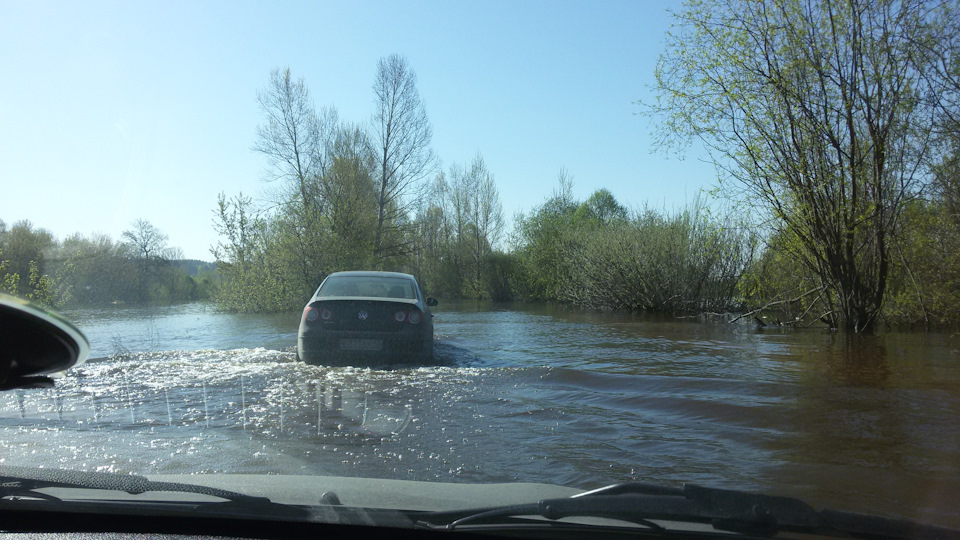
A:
[407, 155, 508, 300]
[483, 252, 517, 302]
[0, 252, 20, 296]
[884, 197, 960, 328]
[0, 220, 55, 299]
[738, 230, 832, 326]
[0, 221, 206, 309]
[513, 184, 755, 313]
[223, 61, 415, 312]
[218, 60, 510, 311]
[211, 193, 291, 312]
[650, 0, 959, 331]
[212, 45, 960, 328]
[221, 61, 755, 313]
[511, 173, 580, 302]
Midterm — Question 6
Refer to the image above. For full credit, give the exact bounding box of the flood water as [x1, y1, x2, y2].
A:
[1, 301, 958, 528]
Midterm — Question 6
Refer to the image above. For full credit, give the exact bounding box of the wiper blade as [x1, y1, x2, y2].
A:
[421, 482, 959, 539]
[0, 466, 269, 505]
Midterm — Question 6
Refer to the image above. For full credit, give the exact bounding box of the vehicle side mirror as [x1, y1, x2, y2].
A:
[0, 294, 89, 390]
[426, 297, 438, 307]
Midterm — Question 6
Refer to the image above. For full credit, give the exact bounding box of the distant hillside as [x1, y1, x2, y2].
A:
[172, 259, 217, 276]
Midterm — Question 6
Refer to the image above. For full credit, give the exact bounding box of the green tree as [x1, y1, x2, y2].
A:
[574, 188, 628, 226]
[882, 143, 960, 327]
[512, 170, 579, 301]
[931, 137, 960, 226]
[1, 220, 55, 298]
[651, 0, 958, 331]
[737, 230, 831, 325]
[59, 233, 129, 304]
[322, 124, 380, 270]
[513, 176, 754, 313]
[212, 193, 292, 312]
[0, 250, 20, 296]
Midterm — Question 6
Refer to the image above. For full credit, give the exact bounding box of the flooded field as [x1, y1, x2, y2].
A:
[1, 302, 958, 527]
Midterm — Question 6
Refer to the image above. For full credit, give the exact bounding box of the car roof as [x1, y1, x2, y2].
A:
[325, 271, 416, 280]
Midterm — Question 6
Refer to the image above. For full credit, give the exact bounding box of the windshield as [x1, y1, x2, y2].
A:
[317, 275, 417, 300]
[1, 0, 959, 536]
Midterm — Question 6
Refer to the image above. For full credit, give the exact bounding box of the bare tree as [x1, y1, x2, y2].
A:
[469, 156, 504, 296]
[467, 154, 504, 262]
[371, 54, 437, 265]
[252, 68, 342, 292]
[121, 219, 168, 261]
[447, 154, 505, 296]
[410, 173, 450, 289]
[122, 219, 170, 303]
[254, 67, 339, 213]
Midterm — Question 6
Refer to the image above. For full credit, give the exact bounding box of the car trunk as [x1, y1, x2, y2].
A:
[307, 299, 422, 332]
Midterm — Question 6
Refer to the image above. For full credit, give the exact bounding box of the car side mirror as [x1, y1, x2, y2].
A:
[0, 294, 89, 390]
[426, 297, 438, 307]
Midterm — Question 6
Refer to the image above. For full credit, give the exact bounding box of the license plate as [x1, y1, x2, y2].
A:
[339, 338, 383, 351]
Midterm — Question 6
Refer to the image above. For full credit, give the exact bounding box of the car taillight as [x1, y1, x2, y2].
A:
[320, 308, 333, 320]
[393, 310, 421, 323]
[304, 307, 319, 321]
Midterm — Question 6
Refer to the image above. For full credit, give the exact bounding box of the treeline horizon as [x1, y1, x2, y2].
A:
[7, 1, 960, 334]
[207, 57, 761, 318]
[0, 218, 216, 308]
[207, 41, 960, 331]
[1, 170, 957, 330]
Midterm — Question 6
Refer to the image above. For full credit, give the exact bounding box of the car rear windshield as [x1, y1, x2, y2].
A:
[317, 276, 418, 300]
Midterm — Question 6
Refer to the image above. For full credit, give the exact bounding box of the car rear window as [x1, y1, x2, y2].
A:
[317, 276, 417, 299]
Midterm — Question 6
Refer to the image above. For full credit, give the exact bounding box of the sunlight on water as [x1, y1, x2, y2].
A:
[0, 346, 511, 480]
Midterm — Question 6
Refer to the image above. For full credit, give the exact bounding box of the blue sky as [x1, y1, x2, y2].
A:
[0, 0, 716, 260]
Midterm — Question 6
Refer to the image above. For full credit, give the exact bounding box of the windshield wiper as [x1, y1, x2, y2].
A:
[418, 482, 958, 539]
[0, 466, 273, 507]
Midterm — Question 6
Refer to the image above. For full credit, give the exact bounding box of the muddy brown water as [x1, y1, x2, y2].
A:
[1, 301, 958, 528]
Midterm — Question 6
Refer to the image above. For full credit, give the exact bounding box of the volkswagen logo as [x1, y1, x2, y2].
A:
[357, 311, 368, 320]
